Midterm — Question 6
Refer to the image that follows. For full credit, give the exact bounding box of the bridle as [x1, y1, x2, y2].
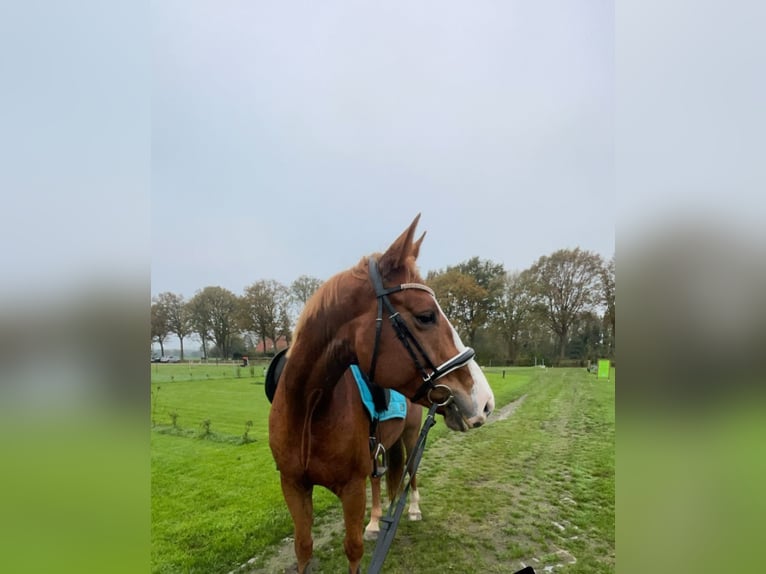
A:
[366, 257, 476, 405]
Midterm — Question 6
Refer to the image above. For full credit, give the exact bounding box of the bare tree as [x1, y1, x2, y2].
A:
[188, 292, 211, 359]
[526, 247, 604, 363]
[494, 271, 535, 364]
[188, 287, 239, 359]
[290, 275, 324, 307]
[601, 255, 615, 357]
[240, 280, 291, 354]
[150, 301, 170, 357]
[278, 306, 293, 346]
[289, 275, 323, 339]
[154, 292, 192, 361]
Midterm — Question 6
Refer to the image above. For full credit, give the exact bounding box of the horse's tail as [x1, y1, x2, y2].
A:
[386, 436, 406, 503]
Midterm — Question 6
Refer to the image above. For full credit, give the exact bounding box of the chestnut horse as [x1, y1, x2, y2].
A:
[268, 215, 495, 573]
[266, 361, 425, 539]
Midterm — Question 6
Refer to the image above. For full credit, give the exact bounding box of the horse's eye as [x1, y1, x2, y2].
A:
[415, 311, 437, 325]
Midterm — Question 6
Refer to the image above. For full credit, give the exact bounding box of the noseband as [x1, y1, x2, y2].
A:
[366, 257, 475, 404]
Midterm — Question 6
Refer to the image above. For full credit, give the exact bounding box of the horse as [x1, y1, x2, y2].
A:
[268, 214, 495, 573]
[267, 356, 426, 538]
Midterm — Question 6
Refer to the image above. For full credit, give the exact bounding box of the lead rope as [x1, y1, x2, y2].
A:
[367, 401, 439, 574]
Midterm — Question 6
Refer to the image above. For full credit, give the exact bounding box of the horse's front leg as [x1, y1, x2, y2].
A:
[364, 475, 383, 540]
[280, 475, 314, 573]
[338, 477, 367, 574]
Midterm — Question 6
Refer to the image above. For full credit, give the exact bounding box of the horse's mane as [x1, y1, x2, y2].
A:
[290, 257, 367, 349]
[291, 253, 422, 350]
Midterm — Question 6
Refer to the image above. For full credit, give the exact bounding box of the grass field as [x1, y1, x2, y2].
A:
[151, 365, 614, 573]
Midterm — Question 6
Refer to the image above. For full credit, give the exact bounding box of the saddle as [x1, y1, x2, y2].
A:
[264, 348, 287, 404]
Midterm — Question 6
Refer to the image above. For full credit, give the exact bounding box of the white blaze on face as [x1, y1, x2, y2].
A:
[435, 300, 495, 424]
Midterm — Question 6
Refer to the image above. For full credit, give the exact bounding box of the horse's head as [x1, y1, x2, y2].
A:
[350, 215, 495, 431]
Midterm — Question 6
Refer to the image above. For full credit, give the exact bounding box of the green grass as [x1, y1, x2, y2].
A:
[151, 363, 336, 573]
[303, 367, 615, 574]
[150, 360, 271, 384]
[151, 372, 266, 437]
[151, 366, 614, 573]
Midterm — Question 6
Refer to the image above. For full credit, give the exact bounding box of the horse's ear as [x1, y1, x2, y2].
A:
[412, 231, 426, 261]
[379, 214, 421, 277]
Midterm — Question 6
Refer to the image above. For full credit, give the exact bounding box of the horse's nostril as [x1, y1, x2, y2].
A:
[484, 403, 492, 415]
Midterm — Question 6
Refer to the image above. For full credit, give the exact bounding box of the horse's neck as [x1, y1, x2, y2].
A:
[281, 337, 353, 413]
[281, 269, 365, 411]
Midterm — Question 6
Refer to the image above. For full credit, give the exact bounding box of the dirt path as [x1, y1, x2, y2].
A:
[487, 393, 527, 423]
[230, 514, 344, 574]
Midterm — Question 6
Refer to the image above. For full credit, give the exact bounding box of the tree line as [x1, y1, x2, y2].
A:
[151, 248, 614, 366]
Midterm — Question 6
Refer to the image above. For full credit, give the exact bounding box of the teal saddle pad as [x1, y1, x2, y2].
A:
[349, 364, 408, 421]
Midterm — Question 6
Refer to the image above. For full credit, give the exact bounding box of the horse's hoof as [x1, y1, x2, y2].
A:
[293, 558, 316, 574]
[363, 528, 380, 541]
[408, 511, 422, 521]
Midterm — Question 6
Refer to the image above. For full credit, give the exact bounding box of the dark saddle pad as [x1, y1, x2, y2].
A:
[264, 348, 288, 403]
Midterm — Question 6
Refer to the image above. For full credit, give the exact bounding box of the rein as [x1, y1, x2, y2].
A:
[367, 400, 441, 574]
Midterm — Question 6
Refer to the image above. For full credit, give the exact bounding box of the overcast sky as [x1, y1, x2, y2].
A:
[151, 1, 614, 298]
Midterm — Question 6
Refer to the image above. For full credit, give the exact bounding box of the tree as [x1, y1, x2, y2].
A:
[289, 275, 323, 339]
[154, 292, 192, 361]
[240, 280, 291, 355]
[278, 306, 293, 346]
[426, 258, 505, 347]
[568, 310, 607, 361]
[526, 247, 604, 363]
[518, 315, 557, 366]
[151, 301, 170, 356]
[211, 333, 247, 359]
[494, 271, 535, 364]
[188, 292, 212, 359]
[290, 275, 324, 307]
[601, 255, 615, 357]
[454, 257, 506, 321]
[426, 268, 488, 346]
[188, 287, 239, 360]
